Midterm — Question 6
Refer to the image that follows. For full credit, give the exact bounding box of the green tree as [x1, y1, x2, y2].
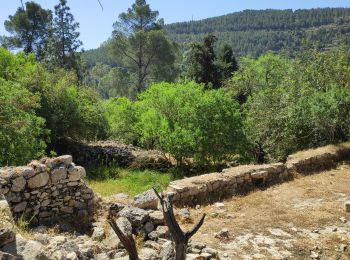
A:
[1, 1, 52, 60]
[228, 52, 292, 103]
[111, 0, 177, 93]
[84, 63, 133, 99]
[135, 81, 247, 165]
[183, 34, 221, 88]
[45, 0, 82, 72]
[217, 43, 238, 80]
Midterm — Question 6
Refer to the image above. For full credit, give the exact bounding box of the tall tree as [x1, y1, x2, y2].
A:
[183, 34, 221, 88]
[45, 0, 82, 72]
[1, 2, 52, 60]
[111, 0, 177, 93]
[217, 43, 239, 80]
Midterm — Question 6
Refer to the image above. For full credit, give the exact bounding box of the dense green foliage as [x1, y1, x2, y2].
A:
[105, 82, 247, 166]
[0, 48, 107, 166]
[166, 8, 350, 57]
[230, 48, 350, 161]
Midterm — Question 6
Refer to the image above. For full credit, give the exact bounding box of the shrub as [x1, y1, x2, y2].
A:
[0, 79, 46, 166]
[104, 97, 139, 144]
[136, 81, 247, 165]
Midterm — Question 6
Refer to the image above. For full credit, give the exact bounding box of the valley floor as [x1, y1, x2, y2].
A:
[184, 165, 350, 259]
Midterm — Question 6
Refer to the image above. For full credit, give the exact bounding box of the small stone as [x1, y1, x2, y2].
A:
[118, 206, 149, 228]
[215, 228, 230, 240]
[66, 252, 79, 260]
[202, 247, 218, 257]
[11, 176, 26, 192]
[27, 172, 49, 189]
[144, 221, 155, 234]
[195, 205, 201, 210]
[149, 210, 164, 225]
[344, 201, 350, 212]
[178, 208, 191, 222]
[60, 206, 73, 214]
[340, 244, 347, 252]
[13, 201, 27, 213]
[139, 247, 158, 260]
[191, 242, 206, 250]
[41, 199, 51, 207]
[214, 202, 225, 209]
[340, 217, 347, 223]
[53, 155, 73, 166]
[133, 189, 158, 210]
[92, 226, 105, 241]
[159, 241, 175, 260]
[312, 229, 319, 234]
[68, 166, 86, 182]
[0, 228, 15, 247]
[310, 251, 319, 259]
[51, 167, 67, 183]
[332, 227, 338, 232]
[200, 252, 212, 259]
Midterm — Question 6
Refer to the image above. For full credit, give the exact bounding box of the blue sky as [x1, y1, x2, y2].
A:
[1, 0, 350, 50]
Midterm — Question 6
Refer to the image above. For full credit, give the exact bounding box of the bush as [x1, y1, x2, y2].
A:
[136, 81, 247, 165]
[0, 79, 46, 166]
[245, 85, 350, 161]
[104, 97, 139, 144]
[38, 72, 109, 142]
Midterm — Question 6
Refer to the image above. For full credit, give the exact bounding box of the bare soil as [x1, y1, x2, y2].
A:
[184, 165, 350, 259]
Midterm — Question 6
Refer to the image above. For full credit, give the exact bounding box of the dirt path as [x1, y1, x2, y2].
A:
[184, 165, 350, 259]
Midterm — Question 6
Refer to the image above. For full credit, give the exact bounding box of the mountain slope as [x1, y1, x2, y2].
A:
[165, 8, 350, 57]
[83, 8, 350, 66]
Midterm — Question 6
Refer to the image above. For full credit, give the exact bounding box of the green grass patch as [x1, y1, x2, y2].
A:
[86, 167, 173, 197]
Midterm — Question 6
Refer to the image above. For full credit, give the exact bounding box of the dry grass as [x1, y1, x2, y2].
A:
[182, 164, 350, 259]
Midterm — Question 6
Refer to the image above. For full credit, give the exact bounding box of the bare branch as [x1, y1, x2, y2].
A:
[97, 0, 103, 11]
[185, 213, 206, 240]
[107, 215, 139, 260]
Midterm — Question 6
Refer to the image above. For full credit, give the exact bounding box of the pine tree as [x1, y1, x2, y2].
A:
[45, 0, 82, 72]
[111, 0, 177, 93]
[1, 1, 52, 60]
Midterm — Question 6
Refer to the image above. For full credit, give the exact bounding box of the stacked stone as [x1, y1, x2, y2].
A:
[0, 155, 95, 226]
[166, 163, 288, 206]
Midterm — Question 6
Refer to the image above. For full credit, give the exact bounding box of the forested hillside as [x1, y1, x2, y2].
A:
[84, 8, 350, 65]
[166, 8, 350, 57]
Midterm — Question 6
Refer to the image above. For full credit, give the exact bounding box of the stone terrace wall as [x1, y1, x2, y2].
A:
[53, 139, 172, 171]
[166, 143, 350, 207]
[0, 156, 96, 228]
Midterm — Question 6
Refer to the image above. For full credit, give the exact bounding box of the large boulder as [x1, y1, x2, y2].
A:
[133, 189, 159, 210]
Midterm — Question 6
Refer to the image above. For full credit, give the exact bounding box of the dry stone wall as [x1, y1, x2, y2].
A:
[166, 143, 350, 207]
[0, 156, 96, 227]
[53, 139, 171, 171]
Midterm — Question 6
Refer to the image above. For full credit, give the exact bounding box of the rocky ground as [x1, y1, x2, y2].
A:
[184, 165, 350, 259]
[1, 165, 350, 259]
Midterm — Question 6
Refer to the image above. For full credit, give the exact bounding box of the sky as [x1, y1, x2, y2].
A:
[1, 0, 350, 50]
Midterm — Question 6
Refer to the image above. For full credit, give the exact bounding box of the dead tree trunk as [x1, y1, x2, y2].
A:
[153, 188, 206, 260]
[107, 214, 139, 260]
